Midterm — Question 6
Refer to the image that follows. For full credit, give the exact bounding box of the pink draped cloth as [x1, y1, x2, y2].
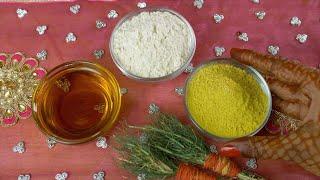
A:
[0, 0, 319, 179]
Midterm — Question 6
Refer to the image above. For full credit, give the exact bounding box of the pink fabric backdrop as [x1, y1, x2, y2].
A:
[0, 0, 319, 179]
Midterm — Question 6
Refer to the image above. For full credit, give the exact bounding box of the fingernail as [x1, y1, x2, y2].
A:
[219, 145, 241, 157]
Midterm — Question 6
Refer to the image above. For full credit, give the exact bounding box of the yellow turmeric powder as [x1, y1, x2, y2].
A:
[186, 63, 268, 138]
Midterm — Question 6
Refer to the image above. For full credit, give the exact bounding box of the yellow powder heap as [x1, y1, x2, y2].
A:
[186, 64, 268, 138]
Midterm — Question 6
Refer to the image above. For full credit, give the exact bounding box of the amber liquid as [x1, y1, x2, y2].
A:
[33, 64, 121, 142]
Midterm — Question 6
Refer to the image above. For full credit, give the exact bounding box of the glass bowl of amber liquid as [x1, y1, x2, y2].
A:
[32, 61, 121, 144]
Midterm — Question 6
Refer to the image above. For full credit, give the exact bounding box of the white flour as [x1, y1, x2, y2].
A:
[112, 11, 192, 78]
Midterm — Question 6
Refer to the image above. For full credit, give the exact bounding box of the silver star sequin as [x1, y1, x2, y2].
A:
[209, 144, 218, 154]
[47, 137, 57, 149]
[36, 50, 47, 61]
[18, 174, 31, 180]
[255, 11, 266, 20]
[120, 88, 128, 95]
[55, 172, 68, 180]
[237, 32, 249, 42]
[93, 171, 105, 180]
[137, 174, 146, 180]
[36, 25, 47, 35]
[93, 49, 104, 60]
[16, 8, 27, 19]
[290, 16, 301, 26]
[13, 141, 25, 154]
[193, 0, 204, 9]
[214, 46, 225, 57]
[184, 63, 194, 73]
[246, 158, 258, 169]
[137, 2, 147, 9]
[70, 4, 80, 14]
[107, 10, 118, 19]
[267, 45, 280, 55]
[96, 20, 106, 29]
[251, 0, 260, 4]
[296, 34, 308, 43]
[65, 33, 77, 43]
[175, 87, 184, 96]
[148, 103, 159, 114]
[213, 14, 224, 24]
[96, 136, 108, 149]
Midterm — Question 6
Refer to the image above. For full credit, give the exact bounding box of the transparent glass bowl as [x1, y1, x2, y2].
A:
[32, 61, 121, 144]
[109, 8, 196, 82]
[184, 59, 272, 141]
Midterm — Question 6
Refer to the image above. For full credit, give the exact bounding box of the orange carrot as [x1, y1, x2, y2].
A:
[176, 164, 216, 180]
[203, 153, 240, 178]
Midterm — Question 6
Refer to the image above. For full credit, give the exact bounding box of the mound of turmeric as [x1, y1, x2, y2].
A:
[186, 63, 268, 138]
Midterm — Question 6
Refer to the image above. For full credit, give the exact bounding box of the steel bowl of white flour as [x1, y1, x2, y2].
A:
[109, 8, 196, 82]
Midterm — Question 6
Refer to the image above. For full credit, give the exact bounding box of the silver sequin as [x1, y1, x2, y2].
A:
[251, 0, 260, 4]
[137, 2, 147, 9]
[18, 174, 31, 180]
[13, 141, 25, 154]
[148, 103, 159, 114]
[175, 87, 184, 96]
[65, 32, 77, 43]
[139, 133, 148, 143]
[290, 16, 301, 26]
[184, 63, 194, 73]
[70, 4, 80, 14]
[47, 137, 57, 149]
[193, 0, 204, 9]
[55, 172, 68, 180]
[93, 49, 104, 59]
[238, 32, 249, 42]
[96, 136, 108, 149]
[246, 158, 258, 169]
[16, 8, 27, 19]
[209, 144, 218, 154]
[93, 171, 105, 180]
[213, 14, 224, 24]
[296, 34, 308, 43]
[214, 46, 225, 57]
[36, 25, 47, 35]
[255, 11, 266, 20]
[120, 88, 128, 95]
[267, 45, 280, 55]
[137, 174, 146, 180]
[107, 10, 118, 19]
[36, 50, 47, 61]
[96, 20, 106, 29]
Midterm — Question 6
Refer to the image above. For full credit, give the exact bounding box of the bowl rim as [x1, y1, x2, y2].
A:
[32, 61, 122, 145]
[183, 58, 272, 141]
[109, 7, 196, 82]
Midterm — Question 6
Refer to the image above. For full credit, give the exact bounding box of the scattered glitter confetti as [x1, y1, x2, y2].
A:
[107, 10, 118, 19]
[120, 88, 128, 95]
[16, 8, 27, 19]
[184, 63, 194, 73]
[137, 2, 147, 9]
[193, 0, 204, 9]
[36, 25, 47, 35]
[18, 174, 31, 180]
[214, 46, 225, 57]
[93, 49, 104, 59]
[290, 16, 301, 26]
[65, 32, 77, 43]
[139, 133, 148, 143]
[237, 32, 249, 42]
[174, 87, 184, 96]
[93, 171, 105, 180]
[47, 137, 57, 149]
[36, 50, 47, 61]
[296, 34, 308, 43]
[213, 14, 224, 24]
[137, 173, 146, 180]
[69, 4, 80, 14]
[148, 103, 159, 114]
[96, 20, 106, 29]
[255, 11, 266, 20]
[251, 0, 259, 4]
[13, 141, 25, 154]
[55, 172, 68, 180]
[96, 136, 108, 149]
[209, 144, 218, 154]
[246, 158, 258, 169]
[267, 45, 280, 55]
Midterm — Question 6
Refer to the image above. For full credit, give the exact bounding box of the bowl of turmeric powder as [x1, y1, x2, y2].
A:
[184, 59, 272, 140]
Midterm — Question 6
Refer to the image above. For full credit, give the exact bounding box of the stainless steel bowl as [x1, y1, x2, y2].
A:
[109, 8, 196, 82]
[184, 58, 272, 141]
